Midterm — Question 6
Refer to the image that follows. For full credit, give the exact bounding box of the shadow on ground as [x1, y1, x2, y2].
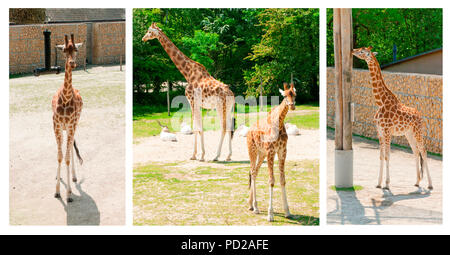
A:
[57, 178, 100, 225]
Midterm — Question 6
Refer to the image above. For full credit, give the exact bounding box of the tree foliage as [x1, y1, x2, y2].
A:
[327, 8, 443, 68]
[133, 8, 319, 105]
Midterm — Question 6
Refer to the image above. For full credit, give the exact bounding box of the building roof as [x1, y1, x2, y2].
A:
[381, 48, 442, 69]
[45, 8, 125, 23]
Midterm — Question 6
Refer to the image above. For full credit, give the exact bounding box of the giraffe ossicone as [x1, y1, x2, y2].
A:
[143, 22, 235, 162]
[352, 46, 432, 190]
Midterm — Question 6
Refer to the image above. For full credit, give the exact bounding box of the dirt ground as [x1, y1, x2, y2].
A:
[327, 129, 442, 225]
[134, 128, 319, 165]
[10, 65, 125, 225]
[133, 122, 320, 225]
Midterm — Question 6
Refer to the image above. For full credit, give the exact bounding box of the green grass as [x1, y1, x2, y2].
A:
[330, 185, 364, 191]
[134, 103, 319, 140]
[133, 160, 319, 226]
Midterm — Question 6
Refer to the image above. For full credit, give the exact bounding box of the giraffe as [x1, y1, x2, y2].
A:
[142, 22, 235, 162]
[352, 46, 432, 190]
[52, 34, 84, 202]
[246, 83, 296, 222]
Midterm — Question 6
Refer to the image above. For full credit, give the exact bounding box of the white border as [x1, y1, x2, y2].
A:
[1, 0, 449, 235]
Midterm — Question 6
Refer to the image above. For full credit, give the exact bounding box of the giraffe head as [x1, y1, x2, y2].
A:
[279, 83, 296, 110]
[56, 34, 83, 69]
[142, 22, 161, 42]
[352, 46, 378, 62]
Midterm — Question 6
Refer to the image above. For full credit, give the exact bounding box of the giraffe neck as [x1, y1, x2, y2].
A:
[367, 57, 398, 107]
[270, 98, 289, 130]
[62, 60, 73, 104]
[157, 31, 195, 81]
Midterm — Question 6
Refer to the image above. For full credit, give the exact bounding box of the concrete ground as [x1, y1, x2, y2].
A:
[10, 65, 125, 225]
[327, 129, 442, 225]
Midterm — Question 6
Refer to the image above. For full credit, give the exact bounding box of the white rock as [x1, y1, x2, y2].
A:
[160, 131, 177, 142]
[235, 124, 249, 137]
[285, 123, 300, 136]
[180, 122, 193, 135]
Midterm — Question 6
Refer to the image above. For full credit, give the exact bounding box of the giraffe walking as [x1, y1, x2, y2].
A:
[142, 22, 235, 162]
[247, 83, 296, 222]
[52, 34, 84, 202]
[352, 46, 432, 190]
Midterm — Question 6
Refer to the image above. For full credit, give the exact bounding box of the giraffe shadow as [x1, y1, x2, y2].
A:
[212, 160, 250, 165]
[56, 178, 100, 225]
[254, 209, 319, 225]
[379, 187, 431, 205]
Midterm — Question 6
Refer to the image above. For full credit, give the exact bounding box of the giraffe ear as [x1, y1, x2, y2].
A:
[373, 52, 378, 56]
[279, 89, 286, 97]
[56, 44, 65, 51]
[75, 43, 83, 50]
[367, 46, 373, 51]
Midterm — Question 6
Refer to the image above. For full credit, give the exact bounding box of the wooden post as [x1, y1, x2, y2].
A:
[83, 40, 87, 72]
[167, 83, 170, 116]
[333, 8, 353, 188]
[259, 76, 263, 111]
[120, 38, 124, 71]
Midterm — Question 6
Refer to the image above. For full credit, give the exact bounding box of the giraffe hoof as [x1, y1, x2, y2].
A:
[267, 214, 274, 222]
[72, 177, 77, 183]
[383, 187, 390, 190]
[190, 156, 196, 160]
[54, 193, 61, 198]
[67, 197, 73, 203]
[253, 209, 260, 214]
[212, 157, 219, 162]
[414, 184, 420, 187]
[226, 157, 231, 161]
[428, 186, 433, 190]
[376, 185, 382, 189]
[199, 158, 205, 162]
[248, 206, 254, 211]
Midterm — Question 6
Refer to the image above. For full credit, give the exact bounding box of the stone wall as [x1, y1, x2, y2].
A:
[327, 67, 443, 154]
[9, 21, 125, 74]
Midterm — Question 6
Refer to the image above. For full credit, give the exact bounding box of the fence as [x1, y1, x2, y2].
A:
[327, 67, 443, 154]
[9, 21, 125, 74]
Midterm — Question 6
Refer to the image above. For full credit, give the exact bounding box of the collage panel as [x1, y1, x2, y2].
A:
[132, 8, 320, 225]
[9, 8, 126, 225]
[327, 8, 443, 225]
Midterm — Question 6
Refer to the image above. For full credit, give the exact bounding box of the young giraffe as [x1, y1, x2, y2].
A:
[52, 34, 84, 202]
[142, 22, 235, 162]
[352, 46, 432, 190]
[247, 83, 296, 222]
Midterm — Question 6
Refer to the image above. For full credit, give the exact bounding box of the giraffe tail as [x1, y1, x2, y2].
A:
[73, 140, 83, 165]
[231, 117, 236, 139]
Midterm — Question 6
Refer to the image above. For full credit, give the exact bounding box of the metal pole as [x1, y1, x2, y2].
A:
[167, 84, 170, 116]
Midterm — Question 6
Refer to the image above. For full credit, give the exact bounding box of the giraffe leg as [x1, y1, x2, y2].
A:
[267, 151, 275, 222]
[415, 128, 432, 190]
[405, 130, 421, 187]
[66, 129, 74, 202]
[226, 99, 235, 161]
[54, 125, 63, 198]
[383, 131, 392, 190]
[213, 103, 225, 161]
[377, 133, 385, 189]
[191, 132, 198, 160]
[199, 129, 205, 162]
[278, 146, 291, 218]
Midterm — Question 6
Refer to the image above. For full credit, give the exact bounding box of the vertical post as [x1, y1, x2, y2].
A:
[120, 38, 124, 71]
[334, 8, 353, 188]
[259, 76, 263, 112]
[291, 72, 293, 84]
[84, 40, 87, 72]
[167, 83, 170, 116]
